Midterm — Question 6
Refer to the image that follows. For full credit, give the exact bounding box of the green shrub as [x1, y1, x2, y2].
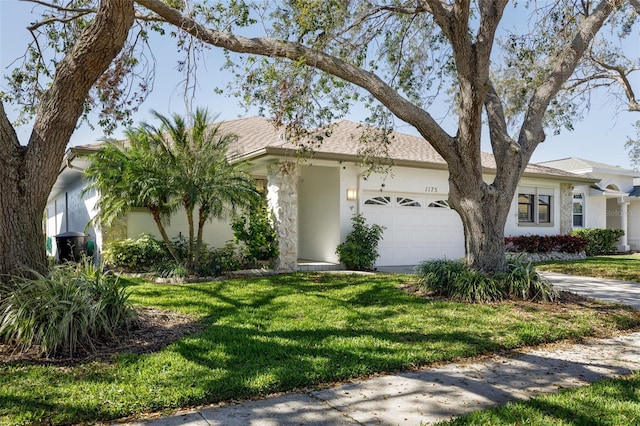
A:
[232, 200, 279, 266]
[415, 258, 557, 303]
[102, 234, 168, 270]
[572, 228, 625, 256]
[152, 260, 191, 279]
[0, 261, 137, 357]
[200, 242, 246, 275]
[336, 214, 385, 270]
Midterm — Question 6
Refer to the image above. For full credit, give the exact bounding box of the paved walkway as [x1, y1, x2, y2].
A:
[120, 273, 640, 426]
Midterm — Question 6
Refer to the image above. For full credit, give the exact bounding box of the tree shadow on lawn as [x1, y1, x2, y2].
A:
[3, 273, 640, 425]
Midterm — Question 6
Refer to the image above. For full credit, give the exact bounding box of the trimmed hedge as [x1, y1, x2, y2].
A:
[571, 228, 625, 256]
[505, 234, 586, 254]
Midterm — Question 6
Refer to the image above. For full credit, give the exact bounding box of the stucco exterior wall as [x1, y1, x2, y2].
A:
[504, 178, 562, 237]
[126, 210, 235, 248]
[358, 167, 450, 195]
[628, 201, 640, 250]
[298, 165, 340, 262]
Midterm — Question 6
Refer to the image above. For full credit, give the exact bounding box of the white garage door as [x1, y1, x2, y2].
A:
[361, 192, 465, 266]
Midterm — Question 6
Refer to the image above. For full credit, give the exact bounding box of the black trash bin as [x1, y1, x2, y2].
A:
[55, 231, 90, 263]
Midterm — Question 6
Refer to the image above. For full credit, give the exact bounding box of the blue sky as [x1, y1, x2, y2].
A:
[1, 1, 638, 169]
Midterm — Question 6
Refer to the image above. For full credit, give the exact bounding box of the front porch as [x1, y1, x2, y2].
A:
[297, 259, 343, 272]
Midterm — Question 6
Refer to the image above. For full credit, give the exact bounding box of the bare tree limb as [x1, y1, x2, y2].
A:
[340, 2, 432, 37]
[22, 0, 95, 14]
[485, 81, 516, 156]
[27, 12, 94, 31]
[590, 56, 640, 111]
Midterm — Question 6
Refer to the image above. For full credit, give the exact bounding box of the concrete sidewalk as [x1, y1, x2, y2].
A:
[123, 333, 640, 426]
[119, 273, 640, 426]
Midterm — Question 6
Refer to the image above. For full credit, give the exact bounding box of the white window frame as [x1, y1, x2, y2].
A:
[517, 187, 554, 226]
[572, 192, 585, 228]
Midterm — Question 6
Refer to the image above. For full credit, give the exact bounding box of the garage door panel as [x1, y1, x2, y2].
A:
[362, 192, 464, 266]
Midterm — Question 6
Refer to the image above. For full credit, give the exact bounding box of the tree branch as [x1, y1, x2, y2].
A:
[485, 81, 517, 157]
[590, 56, 640, 112]
[27, 12, 94, 31]
[341, 2, 433, 36]
[0, 100, 21, 156]
[518, 0, 618, 152]
[22, 0, 95, 15]
[25, 0, 135, 202]
[134, 0, 455, 156]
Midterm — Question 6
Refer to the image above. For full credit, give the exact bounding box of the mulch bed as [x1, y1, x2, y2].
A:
[0, 307, 203, 366]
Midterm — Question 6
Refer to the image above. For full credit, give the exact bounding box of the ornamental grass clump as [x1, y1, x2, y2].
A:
[416, 258, 557, 303]
[503, 258, 557, 302]
[0, 261, 137, 357]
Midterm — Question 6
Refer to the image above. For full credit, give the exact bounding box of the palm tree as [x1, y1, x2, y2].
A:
[144, 109, 259, 270]
[84, 129, 183, 263]
[85, 109, 260, 271]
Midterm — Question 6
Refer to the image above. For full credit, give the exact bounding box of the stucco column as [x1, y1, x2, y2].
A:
[618, 200, 630, 251]
[267, 162, 298, 271]
[559, 183, 574, 235]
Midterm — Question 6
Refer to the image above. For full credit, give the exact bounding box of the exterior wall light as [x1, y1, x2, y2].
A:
[346, 188, 357, 201]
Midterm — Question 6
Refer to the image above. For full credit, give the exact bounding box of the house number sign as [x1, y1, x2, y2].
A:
[424, 186, 439, 193]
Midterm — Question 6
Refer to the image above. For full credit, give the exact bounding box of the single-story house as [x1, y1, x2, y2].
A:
[47, 117, 615, 270]
[537, 158, 640, 251]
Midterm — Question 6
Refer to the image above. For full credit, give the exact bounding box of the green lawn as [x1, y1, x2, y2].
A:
[2, 272, 639, 425]
[441, 371, 640, 425]
[536, 255, 640, 282]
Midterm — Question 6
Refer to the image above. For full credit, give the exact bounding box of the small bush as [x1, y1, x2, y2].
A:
[572, 228, 625, 256]
[0, 261, 137, 357]
[200, 242, 246, 275]
[415, 258, 557, 303]
[505, 234, 586, 254]
[153, 261, 191, 279]
[103, 234, 168, 270]
[336, 214, 385, 270]
[232, 200, 279, 266]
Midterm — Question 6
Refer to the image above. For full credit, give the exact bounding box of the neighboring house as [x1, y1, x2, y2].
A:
[46, 117, 597, 269]
[537, 158, 640, 251]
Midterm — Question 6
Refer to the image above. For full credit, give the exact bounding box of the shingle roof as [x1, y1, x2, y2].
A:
[70, 116, 591, 181]
[537, 157, 639, 177]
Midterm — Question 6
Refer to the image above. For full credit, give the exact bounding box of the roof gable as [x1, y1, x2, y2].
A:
[538, 157, 639, 178]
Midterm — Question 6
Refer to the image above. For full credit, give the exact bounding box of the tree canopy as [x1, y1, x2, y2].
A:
[135, 0, 640, 272]
[1, 0, 638, 278]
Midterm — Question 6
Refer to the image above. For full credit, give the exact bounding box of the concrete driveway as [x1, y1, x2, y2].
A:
[540, 272, 640, 309]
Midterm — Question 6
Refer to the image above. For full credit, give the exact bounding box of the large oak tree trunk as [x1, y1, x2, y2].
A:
[449, 177, 514, 273]
[0, 1, 134, 281]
